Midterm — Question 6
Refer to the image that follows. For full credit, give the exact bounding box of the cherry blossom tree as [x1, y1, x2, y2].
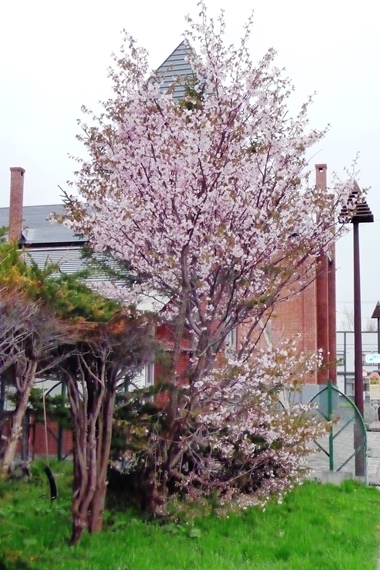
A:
[63, 2, 352, 517]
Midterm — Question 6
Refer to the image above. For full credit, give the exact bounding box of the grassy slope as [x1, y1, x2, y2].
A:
[0, 463, 380, 570]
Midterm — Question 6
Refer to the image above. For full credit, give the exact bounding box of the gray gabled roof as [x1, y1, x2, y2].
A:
[24, 246, 86, 275]
[0, 204, 84, 246]
[155, 40, 195, 101]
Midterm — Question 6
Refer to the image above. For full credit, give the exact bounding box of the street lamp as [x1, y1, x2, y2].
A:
[339, 181, 373, 477]
[339, 181, 374, 416]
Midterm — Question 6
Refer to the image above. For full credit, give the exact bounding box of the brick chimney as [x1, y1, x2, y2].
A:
[315, 164, 337, 384]
[315, 165, 329, 384]
[9, 167, 25, 242]
[315, 163, 327, 193]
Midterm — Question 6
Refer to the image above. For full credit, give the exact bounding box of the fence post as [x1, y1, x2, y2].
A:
[328, 379, 334, 471]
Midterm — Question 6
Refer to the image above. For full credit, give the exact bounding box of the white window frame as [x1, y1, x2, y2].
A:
[225, 328, 237, 355]
[145, 362, 155, 387]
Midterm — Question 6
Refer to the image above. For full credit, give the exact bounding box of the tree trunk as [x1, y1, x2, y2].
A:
[89, 384, 116, 534]
[0, 374, 5, 455]
[69, 413, 93, 546]
[70, 453, 93, 545]
[69, 366, 108, 544]
[64, 319, 149, 544]
[138, 466, 169, 517]
[21, 409, 30, 461]
[88, 481, 107, 533]
[1, 376, 35, 474]
[70, 515, 87, 547]
[68, 372, 90, 546]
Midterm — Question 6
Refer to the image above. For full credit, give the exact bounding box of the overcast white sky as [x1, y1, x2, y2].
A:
[1, 0, 379, 325]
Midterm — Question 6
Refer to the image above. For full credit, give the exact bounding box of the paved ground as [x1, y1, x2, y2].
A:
[366, 431, 380, 484]
[306, 421, 380, 485]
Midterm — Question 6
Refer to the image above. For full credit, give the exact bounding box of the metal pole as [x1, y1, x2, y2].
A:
[343, 331, 347, 394]
[353, 221, 363, 416]
[377, 317, 380, 421]
[353, 220, 365, 476]
[328, 380, 334, 471]
[339, 182, 373, 479]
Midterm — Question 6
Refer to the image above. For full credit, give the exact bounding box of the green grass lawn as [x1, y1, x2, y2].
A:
[1, 462, 380, 570]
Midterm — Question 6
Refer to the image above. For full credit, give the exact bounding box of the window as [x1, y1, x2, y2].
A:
[336, 351, 345, 367]
[145, 362, 155, 387]
[225, 328, 237, 355]
[131, 362, 155, 389]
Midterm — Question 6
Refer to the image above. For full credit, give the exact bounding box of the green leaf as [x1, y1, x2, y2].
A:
[189, 527, 202, 539]
[23, 537, 38, 547]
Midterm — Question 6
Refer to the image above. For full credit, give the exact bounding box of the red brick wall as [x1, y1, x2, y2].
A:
[1, 414, 73, 459]
[272, 281, 318, 383]
[155, 274, 323, 387]
[31, 420, 73, 458]
[273, 282, 317, 354]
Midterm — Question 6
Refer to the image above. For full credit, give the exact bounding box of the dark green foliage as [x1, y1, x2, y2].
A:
[0, 226, 8, 243]
[178, 79, 205, 112]
[112, 387, 163, 458]
[35, 270, 121, 323]
[0, 240, 121, 324]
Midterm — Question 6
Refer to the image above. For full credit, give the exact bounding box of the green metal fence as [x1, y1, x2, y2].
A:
[307, 380, 367, 483]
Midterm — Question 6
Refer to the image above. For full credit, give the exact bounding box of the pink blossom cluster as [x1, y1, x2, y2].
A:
[162, 342, 327, 508]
